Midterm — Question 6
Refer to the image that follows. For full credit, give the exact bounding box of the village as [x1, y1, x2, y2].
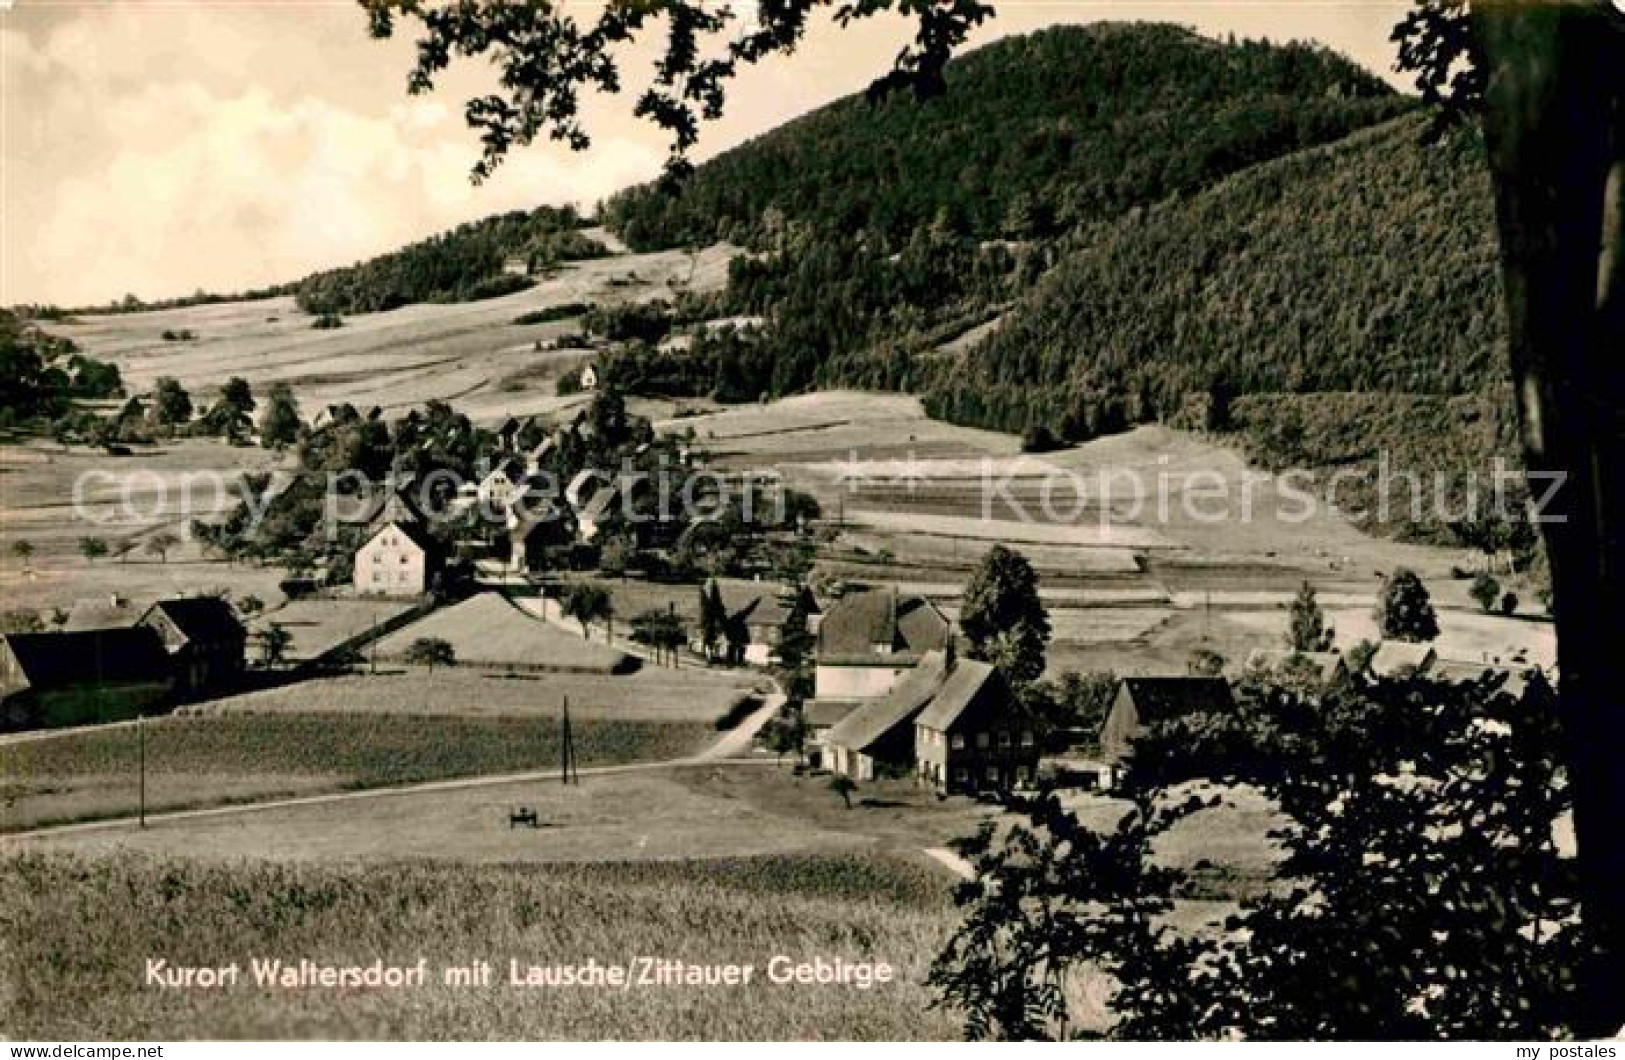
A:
[0, 235, 1572, 1043]
[2, 350, 1550, 834]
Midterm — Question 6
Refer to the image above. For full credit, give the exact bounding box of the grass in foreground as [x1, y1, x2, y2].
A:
[0, 714, 713, 832]
[0, 850, 962, 1040]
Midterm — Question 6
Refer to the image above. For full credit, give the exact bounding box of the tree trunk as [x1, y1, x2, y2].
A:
[1473, 0, 1625, 1035]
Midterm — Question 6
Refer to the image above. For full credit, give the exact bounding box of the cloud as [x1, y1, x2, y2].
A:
[3, 1, 1408, 306]
[2, 7, 665, 306]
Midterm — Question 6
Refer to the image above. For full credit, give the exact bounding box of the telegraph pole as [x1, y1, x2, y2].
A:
[560, 695, 578, 785]
[137, 712, 146, 829]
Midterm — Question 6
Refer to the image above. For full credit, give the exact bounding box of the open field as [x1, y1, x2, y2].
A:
[40, 243, 739, 425]
[13, 759, 1279, 892]
[677, 393, 1546, 677]
[1226, 605, 1556, 670]
[371, 593, 629, 672]
[13, 767, 859, 864]
[701, 398, 1462, 588]
[0, 712, 713, 832]
[181, 667, 759, 723]
[0, 438, 287, 613]
[933, 605, 1173, 648]
[0, 849, 964, 1040]
[846, 509, 1176, 550]
[833, 533, 1145, 576]
[675, 767, 1279, 884]
[251, 597, 421, 662]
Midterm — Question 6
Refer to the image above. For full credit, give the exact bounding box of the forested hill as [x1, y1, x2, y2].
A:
[292, 205, 608, 315]
[920, 113, 1506, 438]
[602, 23, 1414, 250]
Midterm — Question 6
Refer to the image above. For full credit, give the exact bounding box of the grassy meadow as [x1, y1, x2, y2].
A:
[0, 850, 965, 1040]
[0, 712, 714, 832]
[0, 438, 287, 613]
[181, 666, 759, 723]
[370, 593, 630, 671]
[250, 597, 421, 662]
[38, 241, 738, 424]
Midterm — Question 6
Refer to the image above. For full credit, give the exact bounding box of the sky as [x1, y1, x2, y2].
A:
[1, 0, 1413, 308]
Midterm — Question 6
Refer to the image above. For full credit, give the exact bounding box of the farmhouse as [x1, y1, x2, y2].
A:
[354, 489, 442, 597]
[824, 647, 1038, 793]
[0, 628, 173, 730]
[914, 657, 1037, 795]
[526, 434, 558, 474]
[137, 596, 247, 696]
[1244, 649, 1351, 694]
[63, 594, 142, 631]
[1098, 676, 1236, 773]
[1432, 660, 1551, 702]
[1366, 640, 1438, 678]
[826, 651, 948, 781]
[803, 699, 860, 756]
[813, 589, 950, 701]
[506, 489, 573, 573]
[579, 364, 599, 391]
[705, 580, 815, 666]
[477, 458, 527, 510]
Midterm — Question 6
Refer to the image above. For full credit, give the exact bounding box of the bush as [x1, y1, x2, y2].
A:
[464, 274, 533, 301]
[713, 695, 762, 732]
[932, 671, 1586, 1040]
[556, 368, 585, 396]
[1020, 423, 1064, 453]
[1376, 568, 1439, 642]
[514, 302, 592, 325]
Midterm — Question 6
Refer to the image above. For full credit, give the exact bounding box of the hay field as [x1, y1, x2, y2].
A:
[684, 394, 1466, 597]
[185, 666, 758, 723]
[664, 391, 1017, 465]
[41, 243, 739, 425]
[695, 394, 1542, 676]
[846, 509, 1176, 550]
[0, 711, 714, 832]
[0, 438, 287, 612]
[0, 850, 962, 1040]
[934, 605, 1172, 647]
[371, 593, 629, 671]
[13, 768, 861, 866]
[250, 597, 421, 662]
[1225, 605, 1556, 670]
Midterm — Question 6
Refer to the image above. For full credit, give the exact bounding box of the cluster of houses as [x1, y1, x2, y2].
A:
[0, 595, 248, 730]
[799, 586, 1542, 797]
[351, 405, 677, 598]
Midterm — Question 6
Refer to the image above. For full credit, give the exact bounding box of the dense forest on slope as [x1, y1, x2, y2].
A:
[603, 23, 1414, 250]
[920, 115, 1506, 437]
[293, 205, 608, 315]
